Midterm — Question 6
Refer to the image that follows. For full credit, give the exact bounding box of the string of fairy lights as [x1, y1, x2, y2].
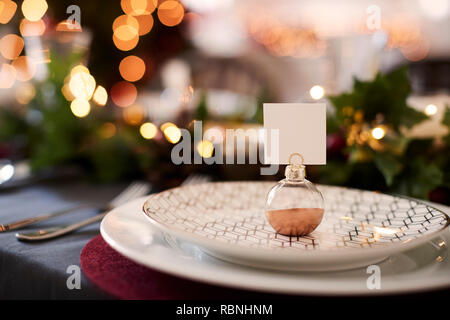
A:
[0, 0, 187, 145]
[0, 0, 443, 156]
[109, 0, 185, 143]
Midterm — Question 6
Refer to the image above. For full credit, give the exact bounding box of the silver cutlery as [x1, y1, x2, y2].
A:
[1, 180, 147, 232]
[15, 181, 151, 241]
[14, 173, 210, 241]
[1, 203, 88, 232]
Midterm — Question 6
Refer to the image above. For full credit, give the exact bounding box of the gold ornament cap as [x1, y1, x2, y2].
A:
[285, 153, 306, 181]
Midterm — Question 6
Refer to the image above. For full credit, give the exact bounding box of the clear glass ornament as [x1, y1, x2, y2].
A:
[265, 153, 324, 236]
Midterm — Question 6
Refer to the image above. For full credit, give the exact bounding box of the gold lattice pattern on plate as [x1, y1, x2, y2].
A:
[143, 182, 449, 251]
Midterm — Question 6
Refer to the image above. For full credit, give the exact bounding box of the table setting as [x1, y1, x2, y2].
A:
[1, 0, 450, 303]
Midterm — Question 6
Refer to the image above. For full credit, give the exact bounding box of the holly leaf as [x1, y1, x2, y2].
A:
[400, 104, 428, 128]
[373, 152, 402, 186]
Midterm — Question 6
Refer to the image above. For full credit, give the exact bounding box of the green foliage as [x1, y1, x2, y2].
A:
[329, 67, 428, 131]
[373, 152, 402, 186]
[194, 93, 208, 121]
[0, 51, 156, 182]
[323, 68, 449, 203]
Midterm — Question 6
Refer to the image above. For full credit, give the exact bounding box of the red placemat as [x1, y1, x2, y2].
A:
[80, 235, 288, 300]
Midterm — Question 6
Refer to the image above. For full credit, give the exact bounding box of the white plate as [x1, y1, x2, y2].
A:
[143, 182, 449, 271]
[101, 196, 450, 296]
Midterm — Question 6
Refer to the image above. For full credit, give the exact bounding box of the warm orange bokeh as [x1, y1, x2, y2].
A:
[0, 34, 24, 60]
[123, 104, 145, 125]
[12, 56, 36, 81]
[157, 1, 184, 27]
[100, 122, 117, 139]
[113, 33, 139, 51]
[121, 0, 157, 16]
[119, 55, 146, 82]
[0, 0, 17, 24]
[20, 19, 46, 36]
[135, 14, 153, 36]
[0, 63, 16, 88]
[114, 24, 139, 42]
[111, 81, 138, 107]
[15, 82, 36, 104]
[56, 19, 82, 32]
[113, 14, 139, 33]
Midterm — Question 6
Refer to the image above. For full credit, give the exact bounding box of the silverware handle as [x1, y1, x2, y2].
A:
[0, 204, 89, 232]
[16, 212, 107, 241]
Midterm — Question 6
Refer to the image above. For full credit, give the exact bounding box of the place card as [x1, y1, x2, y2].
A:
[263, 103, 326, 165]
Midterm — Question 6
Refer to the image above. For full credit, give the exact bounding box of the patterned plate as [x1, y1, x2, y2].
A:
[143, 182, 449, 271]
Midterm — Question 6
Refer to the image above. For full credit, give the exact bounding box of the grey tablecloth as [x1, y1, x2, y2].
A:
[1, 181, 449, 299]
[0, 181, 128, 299]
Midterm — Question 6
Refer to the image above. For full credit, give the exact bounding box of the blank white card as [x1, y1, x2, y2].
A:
[263, 103, 326, 165]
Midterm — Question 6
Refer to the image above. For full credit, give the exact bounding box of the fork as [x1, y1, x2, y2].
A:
[15, 181, 151, 241]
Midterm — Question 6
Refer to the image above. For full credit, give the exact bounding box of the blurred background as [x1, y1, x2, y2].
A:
[0, 0, 449, 204]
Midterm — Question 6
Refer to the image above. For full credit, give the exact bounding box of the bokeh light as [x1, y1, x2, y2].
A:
[0, 34, 24, 60]
[0, 63, 16, 88]
[0, 162, 14, 182]
[160, 122, 176, 131]
[92, 85, 108, 106]
[371, 127, 385, 140]
[119, 55, 146, 82]
[401, 42, 429, 62]
[157, 1, 184, 27]
[61, 83, 75, 101]
[100, 122, 117, 139]
[69, 72, 96, 100]
[15, 83, 36, 104]
[163, 125, 181, 143]
[111, 81, 137, 107]
[196, 140, 214, 158]
[70, 65, 90, 77]
[113, 14, 139, 34]
[20, 19, 46, 36]
[70, 99, 91, 118]
[123, 104, 144, 125]
[114, 24, 138, 41]
[56, 19, 82, 32]
[135, 14, 153, 36]
[121, 0, 157, 16]
[0, 0, 17, 24]
[21, 0, 48, 22]
[425, 104, 438, 116]
[310, 85, 325, 100]
[140, 122, 157, 139]
[112, 14, 141, 51]
[12, 56, 36, 81]
[113, 33, 139, 51]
